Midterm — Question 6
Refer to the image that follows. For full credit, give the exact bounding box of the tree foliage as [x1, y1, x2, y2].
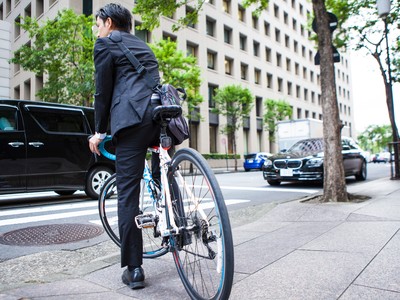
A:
[357, 124, 392, 153]
[263, 99, 292, 151]
[212, 85, 254, 171]
[149, 38, 203, 116]
[11, 9, 95, 106]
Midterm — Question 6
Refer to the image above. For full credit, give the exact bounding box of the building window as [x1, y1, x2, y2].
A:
[292, 18, 297, 31]
[256, 96, 262, 117]
[303, 67, 307, 79]
[224, 26, 232, 44]
[14, 15, 21, 39]
[254, 68, 261, 84]
[186, 42, 198, 58]
[276, 53, 282, 67]
[238, 5, 245, 22]
[240, 63, 248, 80]
[207, 51, 217, 70]
[295, 63, 299, 75]
[264, 21, 270, 36]
[277, 77, 283, 92]
[253, 41, 260, 57]
[284, 12, 289, 24]
[208, 84, 218, 108]
[36, 0, 44, 18]
[14, 85, 20, 99]
[267, 73, 273, 88]
[304, 88, 308, 101]
[302, 45, 306, 57]
[285, 35, 290, 48]
[239, 34, 247, 51]
[24, 3, 31, 18]
[24, 79, 31, 100]
[6, 0, 11, 15]
[286, 58, 291, 71]
[252, 15, 258, 29]
[265, 47, 271, 62]
[223, 0, 231, 14]
[206, 17, 216, 37]
[297, 108, 302, 119]
[296, 85, 301, 98]
[209, 125, 218, 153]
[135, 22, 150, 42]
[274, 4, 279, 18]
[225, 57, 233, 75]
[275, 28, 281, 43]
[287, 82, 292, 95]
[186, 6, 197, 28]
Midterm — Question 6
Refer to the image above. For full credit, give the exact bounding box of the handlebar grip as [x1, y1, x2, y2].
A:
[98, 135, 116, 161]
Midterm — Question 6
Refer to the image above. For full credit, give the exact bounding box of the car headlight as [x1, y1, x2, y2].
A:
[306, 158, 323, 167]
[264, 160, 273, 167]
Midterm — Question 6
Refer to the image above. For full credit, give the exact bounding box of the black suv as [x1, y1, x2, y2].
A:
[0, 99, 115, 199]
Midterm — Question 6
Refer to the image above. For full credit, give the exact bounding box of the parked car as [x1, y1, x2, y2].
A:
[243, 152, 272, 171]
[0, 99, 115, 199]
[372, 152, 390, 163]
[262, 137, 367, 185]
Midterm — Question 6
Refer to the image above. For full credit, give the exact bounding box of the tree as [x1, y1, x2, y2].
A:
[312, 0, 349, 202]
[263, 99, 293, 152]
[358, 124, 392, 153]
[212, 85, 254, 171]
[11, 9, 95, 106]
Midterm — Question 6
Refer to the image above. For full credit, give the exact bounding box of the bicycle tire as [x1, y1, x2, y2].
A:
[168, 148, 234, 300]
[98, 174, 168, 258]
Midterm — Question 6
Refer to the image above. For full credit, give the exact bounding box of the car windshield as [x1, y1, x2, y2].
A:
[244, 154, 257, 159]
[289, 139, 324, 152]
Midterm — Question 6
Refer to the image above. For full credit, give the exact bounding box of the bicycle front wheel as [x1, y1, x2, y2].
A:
[168, 148, 234, 300]
[98, 174, 168, 258]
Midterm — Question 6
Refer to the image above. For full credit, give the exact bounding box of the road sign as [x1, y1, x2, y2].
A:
[314, 46, 340, 65]
[312, 12, 338, 33]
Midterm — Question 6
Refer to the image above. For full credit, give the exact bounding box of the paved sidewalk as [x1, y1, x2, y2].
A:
[1, 177, 399, 299]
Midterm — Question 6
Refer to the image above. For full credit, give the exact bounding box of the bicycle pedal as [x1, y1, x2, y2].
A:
[135, 214, 157, 229]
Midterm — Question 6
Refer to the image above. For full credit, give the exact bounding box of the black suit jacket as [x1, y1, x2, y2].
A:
[93, 30, 160, 137]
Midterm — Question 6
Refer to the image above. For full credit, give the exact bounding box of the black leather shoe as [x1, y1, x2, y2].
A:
[122, 267, 145, 289]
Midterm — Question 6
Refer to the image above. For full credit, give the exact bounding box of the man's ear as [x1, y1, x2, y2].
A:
[105, 17, 114, 29]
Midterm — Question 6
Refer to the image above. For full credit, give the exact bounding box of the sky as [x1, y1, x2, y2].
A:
[350, 51, 400, 135]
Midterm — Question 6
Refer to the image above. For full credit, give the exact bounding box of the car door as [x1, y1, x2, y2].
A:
[20, 103, 92, 191]
[0, 104, 27, 193]
[341, 138, 360, 175]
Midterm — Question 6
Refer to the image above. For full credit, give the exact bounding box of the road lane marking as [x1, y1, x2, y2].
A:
[0, 199, 250, 227]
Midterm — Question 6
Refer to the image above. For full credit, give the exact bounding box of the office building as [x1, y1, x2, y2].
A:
[0, 0, 355, 154]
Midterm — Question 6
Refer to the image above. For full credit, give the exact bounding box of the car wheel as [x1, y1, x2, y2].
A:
[245, 169, 250, 172]
[267, 180, 281, 186]
[85, 166, 114, 199]
[54, 190, 76, 196]
[355, 161, 367, 181]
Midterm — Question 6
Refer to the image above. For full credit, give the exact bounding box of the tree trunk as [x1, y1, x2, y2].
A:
[312, 0, 348, 202]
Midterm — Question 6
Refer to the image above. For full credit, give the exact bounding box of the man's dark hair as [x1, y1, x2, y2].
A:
[95, 3, 132, 32]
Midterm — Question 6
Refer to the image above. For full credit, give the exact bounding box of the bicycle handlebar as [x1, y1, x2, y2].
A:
[98, 135, 116, 161]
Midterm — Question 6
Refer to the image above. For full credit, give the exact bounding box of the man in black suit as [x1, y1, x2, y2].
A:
[88, 3, 160, 289]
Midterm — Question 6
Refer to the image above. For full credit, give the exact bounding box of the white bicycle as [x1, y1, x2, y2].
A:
[98, 104, 234, 300]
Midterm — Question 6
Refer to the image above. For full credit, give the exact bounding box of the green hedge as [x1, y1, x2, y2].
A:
[202, 153, 241, 159]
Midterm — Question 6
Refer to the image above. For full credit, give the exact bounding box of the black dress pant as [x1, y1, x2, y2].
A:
[114, 100, 160, 268]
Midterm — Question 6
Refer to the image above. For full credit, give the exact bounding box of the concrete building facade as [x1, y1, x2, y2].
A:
[0, 0, 355, 155]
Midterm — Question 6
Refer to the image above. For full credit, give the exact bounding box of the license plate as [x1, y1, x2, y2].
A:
[280, 169, 293, 177]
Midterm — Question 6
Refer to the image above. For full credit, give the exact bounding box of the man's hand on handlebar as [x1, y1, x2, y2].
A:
[88, 135, 103, 156]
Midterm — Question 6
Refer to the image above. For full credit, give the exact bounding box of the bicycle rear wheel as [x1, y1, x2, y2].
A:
[168, 148, 234, 300]
[98, 174, 168, 258]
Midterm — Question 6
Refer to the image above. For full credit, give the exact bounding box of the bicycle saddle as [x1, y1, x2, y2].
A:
[152, 105, 182, 122]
